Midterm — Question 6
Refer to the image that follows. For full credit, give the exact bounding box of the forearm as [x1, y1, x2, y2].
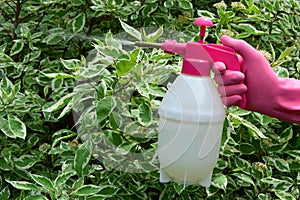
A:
[270, 78, 300, 124]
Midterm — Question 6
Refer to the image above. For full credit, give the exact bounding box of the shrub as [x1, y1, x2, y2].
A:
[0, 0, 299, 199]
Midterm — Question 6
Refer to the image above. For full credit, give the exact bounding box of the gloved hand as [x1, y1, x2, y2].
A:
[212, 35, 300, 124]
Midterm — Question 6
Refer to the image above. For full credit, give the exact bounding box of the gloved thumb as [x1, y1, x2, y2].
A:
[220, 35, 257, 59]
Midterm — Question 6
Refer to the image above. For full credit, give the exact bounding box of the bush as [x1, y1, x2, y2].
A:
[0, 0, 299, 199]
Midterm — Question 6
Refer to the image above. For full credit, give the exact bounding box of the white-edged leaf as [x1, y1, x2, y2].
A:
[274, 158, 290, 172]
[8, 114, 27, 139]
[72, 13, 86, 33]
[261, 177, 282, 185]
[43, 93, 75, 113]
[14, 155, 39, 170]
[6, 180, 40, 191]
[142, 3, 158, 16]
[0, 43, 7, 53]
[274, 190, 296, 200]
[96, 96, 117, 122]
[42, 72, 74, 79]
[54, 171, 76, 187]
[212, 174, 227, 191]
[74, 141, 92, 176]
[72, 185, 103, 196]
[0, 117, 15, 138]
[178, 0, 193, 10]
[232, 173, 254, 186]
[61, 58, 82, 70]
[23, 195, 49, 200]
[286, 150, 300, 160]
[30, 174, 55, 192]
[58, 99, 74, 119]
[119, 19, 142, 41]
[10, 40, 24, 56]
[0, 186, 10, 200]
[138, 101, 152, 126]
[145, 26, 163, 42]
[43, 34, 64, 45]
[229, 113, 267, 139]
[275, 66, 289, 78]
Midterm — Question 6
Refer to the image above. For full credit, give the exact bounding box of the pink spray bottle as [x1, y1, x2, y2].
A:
[136, 18, 245, 187]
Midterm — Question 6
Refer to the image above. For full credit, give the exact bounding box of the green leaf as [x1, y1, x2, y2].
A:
[0, 157, 13, 171]
[275, 66, 289, 78]
[43, 34, 64, 45]
[145, 26, 163, 42]
[96, 96, 117, 123]
[58, 99, 74, 119]
[72, 177, 84, 189]
[61, 58, 82, 70]
[238, 23, 258, 33]
[0, 186, 10, 200]
[212, 174, 227, 191]
[138, 101, 152, 126]
[235, 157, 251, 171]
[8, 114, 27, 139]
[142, 3, 158, 16]
[178, 0, 193, 10]
[174, 183, 185, 195]
[74, 141, 92, 176]
[239, 143, 256, 155]
[229, 113, 267, 139]
[42, 72, 74, 79]
[0, 76, 13, 100]
[43, 93, 75, 113]
[277, 46, 295, 61]
[14, 155, 39, 170]
[72, 13, 86, 33]
[0, 117, 15, 138]
[6, 180, 40, 191]
[119, 19, 142, 41]
[23, 195, 49, 200]
[274, 158, 290, 172]
[54, 171, 76, 187]
[164, 0, 174, 8]
[72, 185, 103, 196]
[263, 0, 273, 12]
[274, 190, 296, 200]
[232, 173, 254, 186]
[0, 43, 7, 53]
[30, 174, 55, 192]
[286, 150, 300, 159]
[261, 177, 282, 185]
[10, 40, 24, 56]
[116, 59, 136, 76]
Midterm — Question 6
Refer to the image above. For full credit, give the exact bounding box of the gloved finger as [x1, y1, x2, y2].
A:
[212, 61, 226, 75]
[237, 55, 244, 65]
[221, 95, 242, 107]
[217, 84, 247, 97]
[214, 70, 245, 86]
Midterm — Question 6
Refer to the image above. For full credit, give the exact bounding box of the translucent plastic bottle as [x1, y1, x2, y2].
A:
[158, 73, 226, 187]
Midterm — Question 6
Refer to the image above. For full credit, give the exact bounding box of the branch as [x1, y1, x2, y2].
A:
[0, 7, 14, 24]
[4, 1, 16, 14]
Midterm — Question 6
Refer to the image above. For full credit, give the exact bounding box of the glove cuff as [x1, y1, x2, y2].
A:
[269, 78, 300, 124]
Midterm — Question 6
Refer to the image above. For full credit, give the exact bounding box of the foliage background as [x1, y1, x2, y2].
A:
[0, 0, 300, 199]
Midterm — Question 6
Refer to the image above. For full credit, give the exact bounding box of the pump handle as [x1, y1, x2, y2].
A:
[193, 18, 214, 42]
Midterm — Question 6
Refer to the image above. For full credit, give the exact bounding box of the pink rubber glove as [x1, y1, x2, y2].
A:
[212, 35, 300, 124]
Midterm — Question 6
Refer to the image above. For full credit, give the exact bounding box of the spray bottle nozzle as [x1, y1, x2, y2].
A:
[135, 41, 162, 49]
